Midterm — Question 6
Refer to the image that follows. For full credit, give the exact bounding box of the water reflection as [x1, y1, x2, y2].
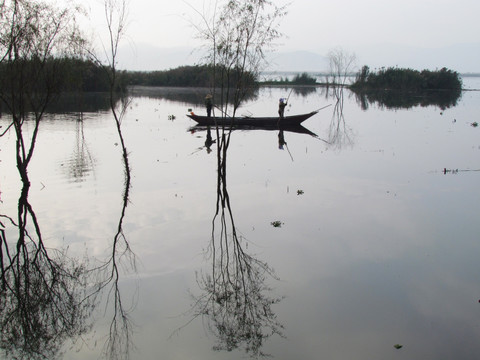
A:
[327, 86, 354, 149]
[94, 89, 136, 360]
[63, 114, 95, 182]
[190, 123, 318, 140]
[0, 91, 135, 360]
[184, 126, 284, 357]
[352, 88, 462, 110]
[263, 85, 318, 98]
[129, 86, 260, 106]
[0, 174, 94, 360]
[95, 167, 136, 360]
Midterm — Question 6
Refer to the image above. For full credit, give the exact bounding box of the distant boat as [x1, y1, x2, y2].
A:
[187, 110, 319, 127]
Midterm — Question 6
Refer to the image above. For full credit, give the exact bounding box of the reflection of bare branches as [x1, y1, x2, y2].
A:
[94, 172, 135, 360]
[185, 131, 284, 357]
[105, 163, 135, 360]
[0, 180, 94, 360]
[81, 105, 135, 360]
[327, 87, 354, 150]
[64, 114, 95, 182]
[94, 0, 135, 352]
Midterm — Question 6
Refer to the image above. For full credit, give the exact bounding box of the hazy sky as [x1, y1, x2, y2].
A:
[84, 0, 480, 71]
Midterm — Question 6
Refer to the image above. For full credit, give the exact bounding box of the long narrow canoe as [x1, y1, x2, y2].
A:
[187, 110, 319, 126]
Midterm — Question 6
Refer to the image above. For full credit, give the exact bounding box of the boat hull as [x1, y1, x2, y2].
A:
[186, 110, 318, 126]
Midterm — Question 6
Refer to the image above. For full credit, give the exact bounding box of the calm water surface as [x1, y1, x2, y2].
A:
[1, 78, 480, 360]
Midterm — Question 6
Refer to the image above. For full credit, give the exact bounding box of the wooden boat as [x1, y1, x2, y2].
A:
[187, 110, 319, 127]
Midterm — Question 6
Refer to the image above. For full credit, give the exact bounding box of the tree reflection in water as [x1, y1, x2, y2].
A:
[186, 127, 284, 357]
[94, 161, 135, 360]
[0, 176, 94, 359]
[64, 113, 96, 182]
[0, 116, 135, 360]
[0, 93, 134, 360]
[327, 86, 354, 150]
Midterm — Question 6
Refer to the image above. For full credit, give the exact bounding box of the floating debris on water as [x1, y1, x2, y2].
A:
[394, 344, 403, 349]
[271, 220, 283, 228]
[443, 168, 480, 175]
[297, 190, 304, 195]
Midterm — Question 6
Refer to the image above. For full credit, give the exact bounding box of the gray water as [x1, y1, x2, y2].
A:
[1, 79, 480, 360]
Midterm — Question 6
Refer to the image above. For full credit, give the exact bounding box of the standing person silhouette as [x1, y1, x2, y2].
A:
[278, 98, 287, 119]
[205, 94, 213, 117]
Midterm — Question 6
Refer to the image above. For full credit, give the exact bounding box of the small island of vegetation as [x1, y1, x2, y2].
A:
[349, 66, 463, 110]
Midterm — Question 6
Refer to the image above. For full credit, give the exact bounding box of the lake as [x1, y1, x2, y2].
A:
[1, 77, 480, 360]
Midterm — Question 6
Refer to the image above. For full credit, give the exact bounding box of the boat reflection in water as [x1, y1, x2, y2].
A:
[189, 123, 319, 155]
[182, 122, 288, 357]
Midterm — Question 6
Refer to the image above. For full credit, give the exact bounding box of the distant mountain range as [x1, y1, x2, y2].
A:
[117, 42, 480, 74]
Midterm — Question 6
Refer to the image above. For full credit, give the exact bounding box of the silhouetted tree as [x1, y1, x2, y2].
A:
[0, 0, 85, 182]
[192, 0, 287, 120]
[326, 47, 356, 88]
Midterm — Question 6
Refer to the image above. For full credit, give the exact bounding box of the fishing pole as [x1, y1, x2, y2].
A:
[315, 103, 333, 112]
[285, 88, 294, 104]
[285, 142, 294, 162]
[214, 105, 232, 117]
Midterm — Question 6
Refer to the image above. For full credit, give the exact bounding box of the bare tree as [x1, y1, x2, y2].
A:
[0, 0, 85, 182]
[174, 5, 288, 352]
[191, 0, 287, 120]
[327, 47, 356, 88]
[87, 1, 136, 359]
[89, 0, 132, 184]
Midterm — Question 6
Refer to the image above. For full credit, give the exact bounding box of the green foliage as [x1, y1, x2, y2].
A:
[351, 66, 462, 91]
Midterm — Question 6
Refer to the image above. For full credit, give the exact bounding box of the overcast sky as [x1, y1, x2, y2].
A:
[84, 0, 480, 72]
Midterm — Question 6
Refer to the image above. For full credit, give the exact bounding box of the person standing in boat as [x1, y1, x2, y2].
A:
[205, 94, 213, 117]
[278, 98, 287, 119]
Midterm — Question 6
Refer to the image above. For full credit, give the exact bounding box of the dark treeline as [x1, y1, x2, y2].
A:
[125, 65, 212, 87]
[0, 57, 124, 93]
[1, 58, 464, 94]
[123, 64, 257, 88]
[351, 66, 463, 91]
[261, 72, 317, 85]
